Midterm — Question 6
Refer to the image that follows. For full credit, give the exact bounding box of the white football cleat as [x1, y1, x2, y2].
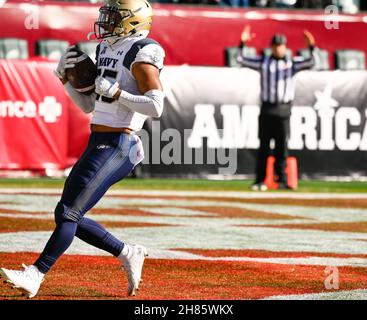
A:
[120, 244, 148, 296]
[0, 264, 44, 298]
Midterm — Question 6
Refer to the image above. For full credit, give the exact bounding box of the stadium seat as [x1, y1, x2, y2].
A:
[298, 48, 330, 71]
[334, 49, 366, 70]
[35, 40, 69, 60]
[224, 46, 256, 67]
[0, 38, 28, 59]
[262, 48, 293, 59]
[76, 41, 99, 62]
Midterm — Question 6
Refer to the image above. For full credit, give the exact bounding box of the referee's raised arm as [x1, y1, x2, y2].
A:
[237, 25, 262, 70]
[293, 30, 316, 72]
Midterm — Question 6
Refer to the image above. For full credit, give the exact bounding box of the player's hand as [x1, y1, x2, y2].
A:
[95, 76, 120, 98]
[304, 30, 315, 47]
[241, 25, 256, 43]
[54, 45, 78, 82]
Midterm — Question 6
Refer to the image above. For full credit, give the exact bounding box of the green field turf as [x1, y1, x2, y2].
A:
[0, 178, 366, 193]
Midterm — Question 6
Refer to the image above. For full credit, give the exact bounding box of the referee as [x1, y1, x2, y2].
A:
[237, 26, 316, 191]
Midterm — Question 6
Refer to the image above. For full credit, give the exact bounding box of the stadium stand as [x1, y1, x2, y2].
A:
[334, 49, 366, 70]
[298, 47, 330, 70]
[224, 46, 256, 67]
[224, 46, 366, 71]
[35, 39, 69, 60]
[154, 0, 360, 13]
[18, 0, 362, 12]
[262, 48, 293, 59]
[76, 41, 99, 62]
[0, 38, 28, 59]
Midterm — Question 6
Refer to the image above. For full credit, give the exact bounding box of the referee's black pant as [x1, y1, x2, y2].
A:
[255, 113, 290, 184]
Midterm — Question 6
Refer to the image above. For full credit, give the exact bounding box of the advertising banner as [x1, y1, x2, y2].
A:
[1, 60, 366, 178]
[139, 67, 367, 178]
[0, 60, 69, 170]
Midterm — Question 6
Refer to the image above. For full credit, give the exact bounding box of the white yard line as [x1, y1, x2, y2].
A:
[1, 193, 366, 223]
[0, 188, 366, 199]
[2, 226, 367, 256]
[2, 236, 367, 267]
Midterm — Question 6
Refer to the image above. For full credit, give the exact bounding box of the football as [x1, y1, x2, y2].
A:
[65, 47, 97, 96]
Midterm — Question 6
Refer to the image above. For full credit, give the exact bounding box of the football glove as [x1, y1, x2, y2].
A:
[54, 46, 78, 81]
[95, 76, 120, 98]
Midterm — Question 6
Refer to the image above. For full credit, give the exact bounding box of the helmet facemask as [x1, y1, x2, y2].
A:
[94, 5, 125, 39]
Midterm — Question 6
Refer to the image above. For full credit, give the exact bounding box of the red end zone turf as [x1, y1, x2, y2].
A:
[1, 252, 367, 300]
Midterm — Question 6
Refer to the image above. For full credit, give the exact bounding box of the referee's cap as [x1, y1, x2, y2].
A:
[271, 33, 287, 46]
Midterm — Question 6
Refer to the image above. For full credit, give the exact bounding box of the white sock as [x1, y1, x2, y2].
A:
[30, 265, 45, 279]
[118, 243, 133, 262]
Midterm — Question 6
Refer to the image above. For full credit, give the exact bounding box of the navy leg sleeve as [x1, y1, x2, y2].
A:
[34, 221, 78, 274]
[34, 133, 142, 274]
[76, 217, 123, 257]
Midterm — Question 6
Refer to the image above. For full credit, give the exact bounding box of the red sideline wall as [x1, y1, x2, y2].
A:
[0, 1, 367, 67]
[0, 59, 90, 170]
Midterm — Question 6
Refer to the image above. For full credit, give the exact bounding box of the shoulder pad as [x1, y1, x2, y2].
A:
[123, 38, 165, 71]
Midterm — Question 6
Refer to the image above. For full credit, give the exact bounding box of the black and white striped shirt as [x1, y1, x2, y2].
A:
[237, 47, 315, 105]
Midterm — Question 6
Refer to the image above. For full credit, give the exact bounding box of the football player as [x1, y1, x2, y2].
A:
[0, 0, 165, 298]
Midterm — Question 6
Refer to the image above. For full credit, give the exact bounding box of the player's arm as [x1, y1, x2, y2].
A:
[115, 62, 164, 117]
[95, 43, 165, 118]
[293, 30, 316, 73]
[54, 46, 96, 114]
[237, 25, 262, 70]
[63, 83, 96, 114]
